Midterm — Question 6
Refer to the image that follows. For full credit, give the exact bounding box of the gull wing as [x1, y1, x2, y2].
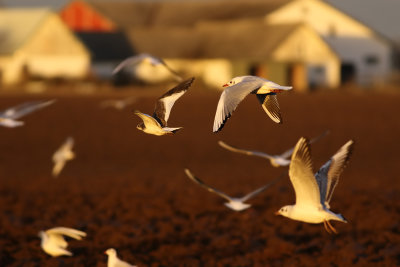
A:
[240, 174, 283, 202]
[61, 137, 74, 151]
[112, 54, 148, 75]
[289, 137, 321, 207]
[213, 80, 260, 132]
[134, 111, 161, 127]
[218, 141, 273, 160]
[46, 227, 86, 240]
[52, 160, 66, 177]
[256, 94, 282, 124]
[279, 130, 330, 159]
[100, 97, 136, 109]
[160, 60, 183, 82]
[184, 169, 233, 202]
[1, 100, 55, 119]
[315, 140, 354, 208]
[153, 77, 194, 127]
[115, 258, 137, 267]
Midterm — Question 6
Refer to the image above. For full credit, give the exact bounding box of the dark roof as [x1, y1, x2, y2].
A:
[126, 18, 301, 59]
[88, 0, 292, 28]
[76, 31, 134, 61]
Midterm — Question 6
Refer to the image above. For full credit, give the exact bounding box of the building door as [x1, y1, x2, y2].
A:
[249, 64, 267, 78]
[288, 63, 307, 92]
[340, 63, 356, 84]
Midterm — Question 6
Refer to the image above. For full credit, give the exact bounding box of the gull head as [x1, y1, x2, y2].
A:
[38, 230, 46, 239]
[105, 248, 117, 256]
[224, 200, 251, 211]
[136, 123, 145, 131]
[275, 205, 293, 217]
[222, 76, 249, 87]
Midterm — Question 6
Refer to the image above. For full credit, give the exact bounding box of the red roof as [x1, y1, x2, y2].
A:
[60, 0, 116, 32]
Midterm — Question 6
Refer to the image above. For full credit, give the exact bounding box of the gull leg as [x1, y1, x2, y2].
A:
[326, 220, 338, 234]
[323, 220, 332, 234]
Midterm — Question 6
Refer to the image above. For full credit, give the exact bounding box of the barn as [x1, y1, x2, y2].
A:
[0, 8, 90, 86]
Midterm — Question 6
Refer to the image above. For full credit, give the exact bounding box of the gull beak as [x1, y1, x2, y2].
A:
[222, 83, 229, 87]
[274, 211, 281, 216]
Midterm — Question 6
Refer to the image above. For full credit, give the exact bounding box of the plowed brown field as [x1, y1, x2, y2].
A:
[0, 85, 399, 266]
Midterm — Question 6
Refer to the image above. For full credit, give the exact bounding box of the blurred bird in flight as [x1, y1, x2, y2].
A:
[38, 227, 86, 257]
[52, 137, 75, 177]
[184, 168, 281, 211]
[218, 130, 330, 167]
[99, 97, 137, 110]
[105, 248, 137, 267]
[0, 100, 55, 128]
[112, 53, 183, 82]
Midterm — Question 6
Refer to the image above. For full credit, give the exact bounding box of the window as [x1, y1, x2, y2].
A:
[364, 55, 379, 65]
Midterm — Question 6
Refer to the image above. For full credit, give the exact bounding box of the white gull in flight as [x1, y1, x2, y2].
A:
[112, 53, 183, 82]
[276, 137, 354, 234]
[105, 248, 137, 267]
[218, 130, 329, 167]
[213, 76, 292, 132]
[100, 97, 137, 110]
[0, 100, 56, 128]
[38, 227, 86, 257]
[52, 137, 75, 177]
[134, 77, 194, 136]
[184, 168, 281, 211]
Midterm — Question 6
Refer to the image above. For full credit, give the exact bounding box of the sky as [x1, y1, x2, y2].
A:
[2, 0, 400, 41]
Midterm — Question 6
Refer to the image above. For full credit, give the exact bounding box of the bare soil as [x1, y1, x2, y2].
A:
[0, 85, 399, 266]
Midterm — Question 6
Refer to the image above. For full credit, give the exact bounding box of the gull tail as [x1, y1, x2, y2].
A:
[163, 127, 183, 134]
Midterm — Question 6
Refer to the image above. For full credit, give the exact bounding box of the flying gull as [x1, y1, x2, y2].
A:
[218, 130, 329, 167]
[213, 75, 292, 132]
[100, 97, 137, 110]
[38, 227, 86, 257]
[134, 77, 194, 136]
[0, 100, 56, 128]
[112, 53, 183, 82]
[275, 137, 354, 234]
[105, 248, 137, 267]
[184, 168, 281, 211]
[52, 137, 75, 177]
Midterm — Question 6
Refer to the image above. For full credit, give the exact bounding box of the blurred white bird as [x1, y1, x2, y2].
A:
[213, 76, 292, 132]
[135, 77, 194, 136]
[218, 130, 329, 167]
[38, 227, 86, 257]
[112, 53, 183, 82]
[184, 168, 281, 211]
[105, 248, 137, 267]
[52, 137, 75, 177]
[100, 97, 137, 110]
[276, 137, 354, 234]
[0, 100, 56, 128]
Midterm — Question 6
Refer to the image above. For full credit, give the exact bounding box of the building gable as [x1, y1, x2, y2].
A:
[0, 8, 49, 55]
[273, 24, 339, 63]
[60, 0, 116, 32]
[23, 13, 89, 56]
[265, 0, 374, 38]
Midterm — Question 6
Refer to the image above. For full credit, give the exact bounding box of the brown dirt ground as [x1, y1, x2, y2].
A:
[0, 84, 399, 266]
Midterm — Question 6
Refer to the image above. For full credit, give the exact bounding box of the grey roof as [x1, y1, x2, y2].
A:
[126, 18, 301, 60]
[88, 0, 292, 28]
[0, 8, 50, 55]
[76, 32, 134, 62]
